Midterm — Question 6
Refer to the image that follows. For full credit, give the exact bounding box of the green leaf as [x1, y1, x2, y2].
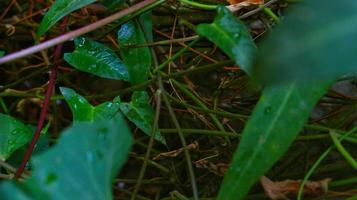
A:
[196, 6, 257, 75]
[0, 114, 32, 160]
[102, 0, 126, 10]
[217, 80, 334, 200]
[37, 0, 95, 36]
[0, 51, 4, 57]
[0, 118, 132, 200]
[118, 12, 152, 85]
[64, 37, 129, 81]
[120, 91, 165, 144]
[252, 0, 357, 83]
[60, 87, 121, 122]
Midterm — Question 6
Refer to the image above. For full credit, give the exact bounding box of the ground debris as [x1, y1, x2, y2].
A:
[194, 160, 229, 176]
[260, 176, 331, 200]
[226, 0, 264, 12]
[153, 141, 199, 160]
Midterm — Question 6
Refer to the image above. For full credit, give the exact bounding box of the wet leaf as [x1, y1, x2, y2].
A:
[253, 0, 357, 83]
[196, 6, 256, 75]
[0, 118, 132, 200]
[0, 114, 32, 160]
[120, 91, 165, 144]
[64, 37, 129, 81]
[217, 80, 334, 200]
[60, 87, 121, 122]
[37, 0, 95, 36]
[118, 12, 152, 85]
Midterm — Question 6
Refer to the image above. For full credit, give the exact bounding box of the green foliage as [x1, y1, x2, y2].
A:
[120, 91, 165, 144]
[118, 13, 152, 85]
[195, 5, 357, 199]
[60, 87, 121, 122]
[196, 6, 257, 75]
[102, 0, 126, 10]
[0, 114, 32, 160]
[60, 88, 164, 143]
[37, 0, 96, 36]
[64, 37, 129, 81]
[3, 0, 357, 199]
[252, 0, 357, 83]
[0, 119, 133, 200]
[217, 80, 334, 199]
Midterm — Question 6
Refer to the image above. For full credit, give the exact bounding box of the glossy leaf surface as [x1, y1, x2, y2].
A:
[64, 37, 129, 81]
[0, 119, 132, 200]
[196, 6, 256, 75]
[217, 80, 334, 200]
[60, 87, 120, 122]
[253, 0, 357, 83]
[120, 91, 165, 144]
[118, 13, 152, 85]
[37, 0, 95, 36]
[0, 114, 32, 160]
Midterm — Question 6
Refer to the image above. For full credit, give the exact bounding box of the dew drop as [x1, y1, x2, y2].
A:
[77, 37, 86, 46]
[264, 106, 272, 114]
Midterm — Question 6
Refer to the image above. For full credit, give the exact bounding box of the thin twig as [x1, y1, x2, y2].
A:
[239, 0, 280, 19]
[131, 90, 162, 200]
[157, 75, 199, 200]
[0, 0, 159, 65]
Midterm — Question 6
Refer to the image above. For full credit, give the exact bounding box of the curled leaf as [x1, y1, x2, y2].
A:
[37, 0, 95, 36]
[120, 91, 166, 144]
[196, 6, 257, 75]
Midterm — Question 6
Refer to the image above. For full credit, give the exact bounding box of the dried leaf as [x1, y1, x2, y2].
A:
[260, 176, 331, 200]
[194, 160, 228, 176]
[226, 0, 264, 12]
[153, 141, 198, 160]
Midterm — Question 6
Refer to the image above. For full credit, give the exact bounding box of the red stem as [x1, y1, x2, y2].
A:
[14, 17, 69, 179]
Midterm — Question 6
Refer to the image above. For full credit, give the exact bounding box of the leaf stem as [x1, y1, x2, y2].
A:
[157, 75, 199, 200]
[297, 126, 357, 200]
[131, 90, 162, 200]
[330, 131, 357, 170]
[178, 0, 218, 10]
[169, 79, 228, 140]
[153, 37, 201, 73]
[14, 17, 68, 179]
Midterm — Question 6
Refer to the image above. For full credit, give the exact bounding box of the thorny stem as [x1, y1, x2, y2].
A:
[14, 17, 69, 179]
[0, 0, 161, 65]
